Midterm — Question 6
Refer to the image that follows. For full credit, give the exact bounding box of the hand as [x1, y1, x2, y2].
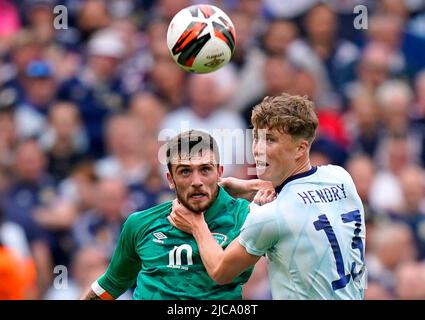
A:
[253, 188, 276, 206]
[168, 199, 205, 234]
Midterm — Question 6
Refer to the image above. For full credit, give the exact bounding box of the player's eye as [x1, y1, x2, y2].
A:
[180, 168, 191, 176]
[201, 166, 211, 173]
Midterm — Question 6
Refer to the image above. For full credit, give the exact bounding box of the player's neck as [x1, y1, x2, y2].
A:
[274, 159, 312, 188]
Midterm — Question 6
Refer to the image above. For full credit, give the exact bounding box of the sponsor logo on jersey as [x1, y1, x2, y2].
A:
[212, 233, 228, 246]
[153, 232, 167, 244]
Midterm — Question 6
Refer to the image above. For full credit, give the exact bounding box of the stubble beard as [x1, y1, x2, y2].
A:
[175, 183, 219, 214]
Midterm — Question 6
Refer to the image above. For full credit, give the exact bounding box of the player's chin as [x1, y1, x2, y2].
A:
[256, 165, 271, 179]
[188, 197, 211, 212]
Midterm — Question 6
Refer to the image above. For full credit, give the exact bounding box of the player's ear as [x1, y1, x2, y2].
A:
[166, 172, 175, 190]
[295, 139, 309, 160]
[217, 165, 224, 178]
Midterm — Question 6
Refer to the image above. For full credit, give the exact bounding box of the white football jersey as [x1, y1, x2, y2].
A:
[239, 165, 366, 300]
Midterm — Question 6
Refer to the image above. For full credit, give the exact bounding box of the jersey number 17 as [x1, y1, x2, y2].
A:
[313, 210, 365, 291]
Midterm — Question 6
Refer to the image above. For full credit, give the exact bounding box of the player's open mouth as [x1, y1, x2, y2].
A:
[190, 193, 208, 200]
[256, 161, 269, 168]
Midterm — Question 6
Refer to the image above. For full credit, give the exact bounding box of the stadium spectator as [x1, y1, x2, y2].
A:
[288, 3, 360, 106]
[57, 28, 129, 158]
[375, 80, 414, 137]
[23, 0, 57, 45]
[344, 42, 392, 102]
[72, 178, 130, 258]
[0, 88, 18, 168]
[38, 101, 88, 183]
[0, 203, 37, 299]
[241, 55, 309, 127]
[95, 114, 147, 186]
[126, 135, 174, 212]
[1, 30, 43, 96]
[15, 60, 57, 139]
[160, 71, 247, 178]
[129, 91, 167, 136]
[412, 70, 425, 166]
[223, 10, 265, 112]
[394, 261, 425, 300]
[2, 140, 55, 296]
[345, 88, 381, 158]
[44, 245, 133, 300]
[366, 222, 417, 296]
[0, 0, 21, 56]
[346, 154, 380, 219]
[366, 12, 425, 78]
[386, 165, 425, 259]
[370, 134, 416, 213]
[145, 56, 187, 110]
[57, 161, 98, 213]
[75, 0, 112, 41]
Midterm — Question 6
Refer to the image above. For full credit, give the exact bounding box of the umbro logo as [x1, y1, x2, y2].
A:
[153, 232, 167, 240]
[153, 232, 167, 244]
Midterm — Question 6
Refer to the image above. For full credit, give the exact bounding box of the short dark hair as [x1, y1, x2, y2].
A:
[165, 130, 220, 173]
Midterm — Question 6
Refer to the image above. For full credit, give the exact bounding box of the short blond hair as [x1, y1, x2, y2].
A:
[251, 93, 318, 142]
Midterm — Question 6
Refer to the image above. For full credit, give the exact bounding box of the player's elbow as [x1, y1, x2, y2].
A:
[210, 269, 235, 285]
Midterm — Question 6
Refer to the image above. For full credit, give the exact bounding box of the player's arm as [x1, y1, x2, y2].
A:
[168, 200, 261, 284]
[81, 215, 142, 300]
[169, 200, 280, 284]
[192, 219, 260, 284]
[219, 177, 275, 203]
[81, 287, 108, 300]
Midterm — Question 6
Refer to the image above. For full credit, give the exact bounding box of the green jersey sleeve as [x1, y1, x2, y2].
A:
[97, 214, 142, 298]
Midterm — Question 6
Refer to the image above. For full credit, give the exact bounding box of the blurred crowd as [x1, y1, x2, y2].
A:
[0, 0, 425, 300]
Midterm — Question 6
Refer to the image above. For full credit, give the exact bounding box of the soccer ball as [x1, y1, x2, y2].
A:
[166, 4, 236, 74]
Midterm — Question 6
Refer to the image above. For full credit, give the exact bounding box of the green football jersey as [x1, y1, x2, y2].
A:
[95, 187, 252, 300]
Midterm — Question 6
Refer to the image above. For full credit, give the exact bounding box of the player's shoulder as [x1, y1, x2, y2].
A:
[248, 200, 279, 220]
[233, 196, 250, 210]
[317, 164, 349, 175]
[316, 164, 352, 182]
[218, 187, 250, 210]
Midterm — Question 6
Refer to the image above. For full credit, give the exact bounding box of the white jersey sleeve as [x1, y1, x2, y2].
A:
[239, 201, 281, 256]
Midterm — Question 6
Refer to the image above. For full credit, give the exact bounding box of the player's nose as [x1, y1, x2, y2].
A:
[253, 140, 265, 158]
[191, 170, 203, 188]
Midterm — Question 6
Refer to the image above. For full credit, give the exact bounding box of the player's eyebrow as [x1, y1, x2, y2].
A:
[175, 164, 190, 171]
[175, 162, 215, 170]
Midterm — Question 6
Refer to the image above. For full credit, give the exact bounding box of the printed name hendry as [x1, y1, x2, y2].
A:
[167, 304, 202, 318]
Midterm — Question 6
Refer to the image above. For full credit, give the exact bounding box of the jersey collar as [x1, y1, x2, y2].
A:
[204, 186, 235, 222]
[274, 166, 318, 195]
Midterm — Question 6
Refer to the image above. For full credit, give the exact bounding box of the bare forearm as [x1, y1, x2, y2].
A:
[81, 289, 102, 300]
[220, 177, 262, 201]
[192, 221, 227, 283]
[193, 223, 260, 285]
